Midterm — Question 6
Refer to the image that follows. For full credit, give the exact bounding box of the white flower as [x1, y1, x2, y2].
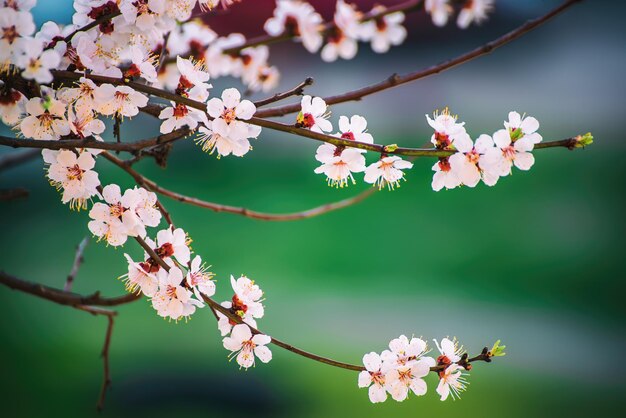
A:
[364, 156, 413, 190]
[457, 0, 494, 29]
[320, 0, 364, 62]
[432, 157, 461, 191]
[68, 106, 105, 139]
[385, 359, 431, 401]
[216, 274, 264, 336]
[206, 88, 256, 136]
[20, 96, 69, 140]
[381, 335, 434, 369]
[152, 266, 202, 321]
[447, 133, 500, 187]
[336, 115, 374, 147]
[244, 64, 280, 93]
[314, 145, 366, 188]
[159, 103, 202, 134]
[176, 56, 211, 91]
[426, 108, 468, 149]
[155, 226, 191, 265]
[122, 46, 158, 83]
[186, 255, 216, 300]
[296, 95, 332, 133]
[436, 364, 467, 401]
[122, 253, 159, 297]
[95, 84, 149, 118]
[204, 34, 246, 78]
[120, 0, 166, 32]
[485, 128, 538, 176]
[264, 0, 323, 53]
[434, 337, 463, 363]
[15, 38, 61, 84]
[57, 77, 99, 114]
[503, 111, 542, 144]
[425, 0, 452, 27]
[361, 7, 407, 53]
[132, 187, 162, 228]
[0, 7, 35, 61]
[88, 184, 140, 246]
[195, 119, 261, 158]
[223, 324, 272, 369]
[166, 0, 196, 21]
[44, 149, 100, 210]
[357, 352, 389, 403]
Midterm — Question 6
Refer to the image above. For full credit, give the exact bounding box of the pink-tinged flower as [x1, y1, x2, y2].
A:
[385, 359, 432, 401]
[503, 111, 542, 144]
[14, 38, 61, 84]
[314, 145, 366, 188]
[264, 0, 323, 53]
[152, 266, 202, 321]
[176, 56, 211, 91]
[245, 64, 280, 93]
[358, 352, 390, 403]
[425, 0, 452, 27]
[296, 95, 332, 134]
[122, 46, 158, 83]
[484, 128, 538, 176]
[0, 88, 26, 126]
[44, 149, 100, 210]
[216, 274, 264, 336]
[95, 84, 149, 118]
[58, 77, 99, 114]
[320, 0, 365, 62]
[88, 184, 142, 246]
[206, 88, 256, 135]
[431, 157, 461, 191]
[121, 253, 159, 297]
[131, 187, 162, 228]
[195, 119, 261, 158]
[186, 255, 216, 300]
[222, 324, 272, 369]
[0, 7, 35, 60]
[364, 156, 413, 190]
[159, 102, 202, 134]
[120, 0, 166, 32]
[155, 226, 191, 265]
[360, 6, 407, 53]
[68, 106, 105, 139]
[436, 364, 467, 401]
[20, 96, 69, 140]
[381, 335, 434, 367]
[457, 0, 494, 29]
[434, 337, 464, 363]
[426, 108, 468, 150]
[448, 133, 500, 187]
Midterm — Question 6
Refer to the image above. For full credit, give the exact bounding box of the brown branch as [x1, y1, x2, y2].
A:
[255, 0, 584, 118]
[0, 270, 142, 307]
[0, 128, 190, 152]
[62, 11, 122, 44]
[253, 77, 314, 108]
[97, 314, 115, 411]
[65, 237, 89, 292]
[0, 149, 40, 171]
[102, 151, 377, 221]
[0, 188, 29, 201]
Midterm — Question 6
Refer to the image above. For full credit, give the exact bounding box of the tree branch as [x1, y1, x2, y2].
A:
[0, 188, 29, 201]
[102, 151, 377, 221]
[65, 237, 89, 292]
[255, 0, 583, 118]
[253, 77, 314, 108]
[0, 149, 40, 171]
[0, 270, 141, 307]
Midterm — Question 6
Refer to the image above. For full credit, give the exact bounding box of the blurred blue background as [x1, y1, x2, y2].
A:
[1, 0, 625, 417]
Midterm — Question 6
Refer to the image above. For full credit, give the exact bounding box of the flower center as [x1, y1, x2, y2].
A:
[173, 103, 189, 118]
[114, 91, 129, 102]
[466, 149, 480, 165]
[503, 145, 516, 160]
[124, 63, 142, 79]
[166, 284, 177, 298]
[340, 131, 355, 141]
[2, 26, 18, 44]
[375, 17, 387, 32]
[284, 15, 301, 37]
[326, 26, 344, 44]
[109, 203, 125, 218]
[156, 242, 174, 258]
[434, 131, 451, 149]
[300, 112, 315, 128]
[222, 107, 236, 124]
[66, 164, 84, 181]
[438, 157, 451, 172]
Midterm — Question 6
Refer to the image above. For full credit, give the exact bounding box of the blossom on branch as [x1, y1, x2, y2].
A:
[223, 323, 272, 369]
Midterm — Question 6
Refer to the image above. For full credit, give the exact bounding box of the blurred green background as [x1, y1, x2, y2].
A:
[1, 0, 625, 417]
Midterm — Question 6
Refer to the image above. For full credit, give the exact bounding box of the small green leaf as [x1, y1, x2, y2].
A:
[384, 144, 398, 153]
[489, 340, 506, 357]
[575, 132, 594, 148]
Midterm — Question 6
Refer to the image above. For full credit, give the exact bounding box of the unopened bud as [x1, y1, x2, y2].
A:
[383, 144, 398, 153]
[575, 132, 593, 148]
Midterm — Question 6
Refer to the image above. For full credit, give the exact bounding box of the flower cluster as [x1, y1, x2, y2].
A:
[358, 336, 470, 403]
[428, 109, 543, 191]
[265, 0, 493, 63]
[218, 276, 272, 369]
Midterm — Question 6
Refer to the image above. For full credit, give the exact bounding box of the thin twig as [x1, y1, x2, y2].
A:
[65, 237, 89, 292]
[103, 151, 377, 221]
[0, 271, 142, 307]
[0, 188, 29, 201]
[255, 0, 583, 118]
[253, 77, 314, 108]
[97, 314, 115, 411]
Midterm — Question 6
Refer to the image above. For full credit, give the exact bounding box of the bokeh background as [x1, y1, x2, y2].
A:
[1, 0, 625, 417]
